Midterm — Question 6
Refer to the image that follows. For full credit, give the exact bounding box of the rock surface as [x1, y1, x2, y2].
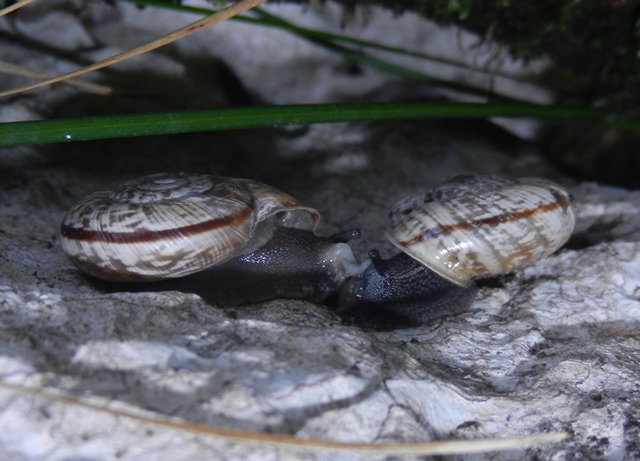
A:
[0, 2, 639, 460]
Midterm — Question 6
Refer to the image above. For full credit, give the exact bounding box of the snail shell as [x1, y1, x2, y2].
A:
[60, 173, 320, 282]
[386, 175, 576, 287]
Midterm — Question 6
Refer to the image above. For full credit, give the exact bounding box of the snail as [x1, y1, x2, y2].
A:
[59, 173, 369, 306]
[337, 175, 576, 327]
[60, 173, 576, 329]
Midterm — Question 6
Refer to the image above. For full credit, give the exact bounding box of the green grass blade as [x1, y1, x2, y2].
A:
[115, 0, 521, 95]
[0, 102, 635, 147]
[249, 6, 524, 82]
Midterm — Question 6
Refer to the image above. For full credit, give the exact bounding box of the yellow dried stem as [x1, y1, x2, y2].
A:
[0, 381, 568, 456]
[0, 0, 33, 18]
[0, 60, 113, 95]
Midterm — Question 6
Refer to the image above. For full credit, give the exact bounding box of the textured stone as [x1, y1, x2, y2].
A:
[0, 2, 638, 460]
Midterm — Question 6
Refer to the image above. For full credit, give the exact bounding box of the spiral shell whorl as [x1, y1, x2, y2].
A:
[387, 175, 576, 287]
[108, 174, 215, 204]
[60, 173, 317, 282]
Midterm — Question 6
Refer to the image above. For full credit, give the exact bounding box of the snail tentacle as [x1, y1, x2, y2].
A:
[327, 228, 361, 243]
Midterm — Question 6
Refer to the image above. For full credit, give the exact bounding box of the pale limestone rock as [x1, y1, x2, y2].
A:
[0, 2, 638, 460]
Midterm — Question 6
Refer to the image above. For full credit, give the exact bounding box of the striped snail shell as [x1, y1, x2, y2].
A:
[60, 173, 320, 282]
[386, 175, 576, 287]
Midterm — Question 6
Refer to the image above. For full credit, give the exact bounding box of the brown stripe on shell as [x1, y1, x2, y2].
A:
[398, 198, 564, 248]
[61, 205, 253, 244]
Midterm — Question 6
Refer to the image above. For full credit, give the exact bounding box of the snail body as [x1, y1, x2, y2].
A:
[60, 173, 575, 329]
[155, 225, 366, 306]
[338, 251, 478, 328]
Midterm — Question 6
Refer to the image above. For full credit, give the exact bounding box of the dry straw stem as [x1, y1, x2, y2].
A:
[0, 0, 32, 18]
[0, 0, 267, 98]
[0, 60, 112, 95]
[0, 381, 568, 456]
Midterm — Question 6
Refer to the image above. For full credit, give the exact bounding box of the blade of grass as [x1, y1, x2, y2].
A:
[118, 0, 469, 68]
[304, 35, 501, 99]
[118, 0, 526, 96]
[250, 6, 525, 81]
[245, 8, 527, 100]
[0, 0, 267, 98]
[0, 102, 636, 147]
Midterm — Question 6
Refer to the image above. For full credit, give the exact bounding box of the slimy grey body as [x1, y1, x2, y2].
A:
[338, 252, 478, 329]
